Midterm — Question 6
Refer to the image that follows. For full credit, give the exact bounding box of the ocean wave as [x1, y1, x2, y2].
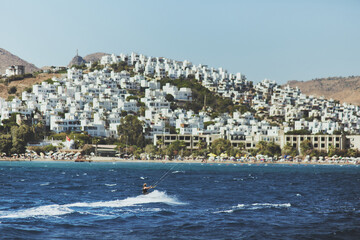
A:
[68, 190, 185, 208]
[214, 202, 291, 213]
[0, 205, 74, 219]
[105, 183, 117, 186]
[0, 191, 184, 219]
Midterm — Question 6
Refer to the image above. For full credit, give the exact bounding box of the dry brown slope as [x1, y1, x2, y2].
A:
[286, 76, 360, 105]
[0, 73, 62, 99]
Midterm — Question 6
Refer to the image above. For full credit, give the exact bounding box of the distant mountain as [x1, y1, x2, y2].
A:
[83, 52, 109, 63]
[0, 48, 39, 74]
[286, 76, 360, 106]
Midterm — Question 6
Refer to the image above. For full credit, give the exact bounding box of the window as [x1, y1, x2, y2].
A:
[321, 144, 325, 148]
[314, 143, 318, 148]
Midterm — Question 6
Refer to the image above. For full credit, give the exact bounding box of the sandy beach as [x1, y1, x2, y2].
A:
[1, 156, 358, 166]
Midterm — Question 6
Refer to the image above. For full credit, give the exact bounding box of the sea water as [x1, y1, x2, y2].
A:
[0, 161, 359, 239]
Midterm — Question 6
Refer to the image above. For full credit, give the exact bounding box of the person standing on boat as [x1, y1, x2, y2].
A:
[142, 183, 154, 194]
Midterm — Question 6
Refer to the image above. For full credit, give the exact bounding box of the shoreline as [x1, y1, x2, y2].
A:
[0, 157, 358, 166]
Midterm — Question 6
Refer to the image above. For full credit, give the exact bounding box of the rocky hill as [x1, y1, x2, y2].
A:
[68, 55, 86, 67]
[286, 76, 360, 106]
[0, 48, 39, 74]
[83, 52, 109, 63]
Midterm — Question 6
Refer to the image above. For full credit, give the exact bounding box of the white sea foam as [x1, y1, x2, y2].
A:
[105, 183, 117, 186]
[0, 191, 184, 219]
[0, 205, 74, 219]
[68, 190, 185, 208]
[172, 171, 184, 174]
[214, 202, 291, 213]
[40, 182, 50, 186]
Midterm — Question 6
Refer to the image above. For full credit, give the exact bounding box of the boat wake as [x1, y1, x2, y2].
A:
[0, 190, 185, 219]
[214, 202, 291, 213]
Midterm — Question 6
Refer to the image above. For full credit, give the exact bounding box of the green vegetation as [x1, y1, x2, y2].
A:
[44, 78, 55, 84]
[204, 121, 215, 129]
[71, 63, 87, 70]
[165, 140, 187, 157]
[6, 73, 33, 83]
[282, 143, 297, 156]
[210, 138, 232, 155]
[55, 69, 67, 74]
[285, 129, 312, 135]
[8, 86, 17, 94]
[159, 77, 253, 114]
[165, 94, 175, 102]
[89, 62, 104, 72]
[110, 61, 134, 73]
[252, 141, 282, 157]
[117, 115, 146, 148]
[25, 87, 32, 93]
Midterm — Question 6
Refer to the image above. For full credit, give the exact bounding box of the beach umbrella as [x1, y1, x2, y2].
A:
[208, 153, 217, 157]
[220, 153, 228, 158]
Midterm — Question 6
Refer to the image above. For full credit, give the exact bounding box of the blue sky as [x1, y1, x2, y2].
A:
[1, 0, 359, 84]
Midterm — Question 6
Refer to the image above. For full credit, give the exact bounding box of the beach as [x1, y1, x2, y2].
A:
[1, 156, 359, 166]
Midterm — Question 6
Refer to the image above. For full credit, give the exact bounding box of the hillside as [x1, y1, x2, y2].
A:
[286, 76, 360, 106]
[83, 52, 109, 63]
[0, 73, 62, 99]
[0, 48, 39, 74]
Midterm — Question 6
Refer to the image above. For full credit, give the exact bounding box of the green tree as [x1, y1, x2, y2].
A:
[166, 140, 186, 157]
[282, 142, 297, 156]
[300, 139, 313, 156]
[327, 144, 336, 157]
[8, 86, 17, 94]
[144, 144, 157, 157]
[210, 138, 232, 155]
[10, 124, 32, 153]
[0, 134, 12, 155]
[255, 141, 281, 157]
[1, 113, 18, 132]
[165, 94, 175, 102]
[117, 115, 145, 148]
